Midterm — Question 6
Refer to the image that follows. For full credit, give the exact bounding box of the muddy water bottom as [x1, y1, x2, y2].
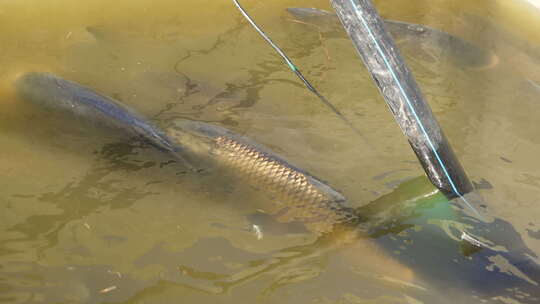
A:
[1, 0, 540, 303]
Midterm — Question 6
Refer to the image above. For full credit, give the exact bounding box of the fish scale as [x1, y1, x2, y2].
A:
[210, 134, 356, 234]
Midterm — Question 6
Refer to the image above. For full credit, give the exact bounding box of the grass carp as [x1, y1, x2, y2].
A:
[13, 72, 540, 302]
[14, 72, 359, 235]
[166, 119, 360, 235]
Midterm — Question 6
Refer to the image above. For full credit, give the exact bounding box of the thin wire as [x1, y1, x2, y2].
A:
[345, 0, 481, 218]
[232, 0, 362, 136]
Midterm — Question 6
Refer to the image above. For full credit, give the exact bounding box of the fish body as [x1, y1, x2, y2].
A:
[286, 7, 496, 68]
[166, 119, 359, 234]
[15, 72, 176, 152]
[14, 72, 358, 235]
[14, 72, 540, 301]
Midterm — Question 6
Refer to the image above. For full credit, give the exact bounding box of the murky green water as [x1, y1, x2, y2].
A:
[1, 0, 540, 303]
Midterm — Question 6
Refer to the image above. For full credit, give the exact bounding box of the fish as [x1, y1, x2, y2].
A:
[286, 7, 497, 68]
[14, 72, 360, 235]
[166, 118, 360, 235]
[14, 72, 177, 153]
[14, 73, 540, 302]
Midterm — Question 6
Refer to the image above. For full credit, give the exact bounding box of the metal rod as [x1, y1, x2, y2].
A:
[329, 0, 474, 200]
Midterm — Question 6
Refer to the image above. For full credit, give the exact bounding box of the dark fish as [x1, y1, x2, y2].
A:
[166, 119, 359, 235]
[14, 72, 177, 152]
[14, 73, 540, 302]
[286, 7, 497, 68]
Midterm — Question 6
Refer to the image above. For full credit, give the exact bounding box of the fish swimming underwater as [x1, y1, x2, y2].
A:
[14, 72, 540, 302]
[15, 72, 360, 235]
[15, 72, 177, 153]
[166, 115, 540, 303]
[286, 7, 498, 69]
[166, 119, 360, 234]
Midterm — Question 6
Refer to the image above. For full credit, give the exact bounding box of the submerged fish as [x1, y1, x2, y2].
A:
[286, 7, 497, 68]
[14, 73, 540, 302]
[15, 72, 177, 152]
[166, 119, 360, 234]
[14, 72, 359, 235]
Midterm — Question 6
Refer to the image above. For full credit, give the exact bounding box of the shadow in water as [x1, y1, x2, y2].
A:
[125, 176, 540, 303]
[8, 140, 172, 254]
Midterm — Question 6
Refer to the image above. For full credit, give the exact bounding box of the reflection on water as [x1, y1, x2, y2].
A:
[1, 0, 540, 303]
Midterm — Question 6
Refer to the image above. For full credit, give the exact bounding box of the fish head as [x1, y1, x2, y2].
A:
[15, 72, 84, 113]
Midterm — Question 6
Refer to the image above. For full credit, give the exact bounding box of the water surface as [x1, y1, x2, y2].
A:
[1, 0, 540, 303]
